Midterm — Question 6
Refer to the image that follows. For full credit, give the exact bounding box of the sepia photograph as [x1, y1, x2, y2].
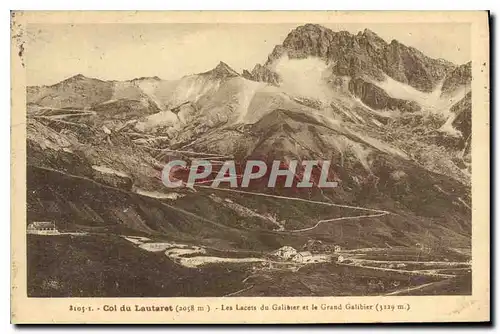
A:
[10, 10, 490, 324]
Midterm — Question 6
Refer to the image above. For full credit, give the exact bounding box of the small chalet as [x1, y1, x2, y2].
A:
[27, 222, 59, 235]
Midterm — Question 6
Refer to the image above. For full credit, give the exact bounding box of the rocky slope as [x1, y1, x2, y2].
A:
[26, 24, 472, 257]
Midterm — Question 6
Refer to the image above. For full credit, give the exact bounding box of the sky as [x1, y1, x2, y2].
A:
[25, 23, 471, 86]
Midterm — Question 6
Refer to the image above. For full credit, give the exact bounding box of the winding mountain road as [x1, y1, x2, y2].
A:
[195, 185, 391, 233]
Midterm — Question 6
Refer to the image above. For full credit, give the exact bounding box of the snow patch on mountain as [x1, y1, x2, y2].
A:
[236, 79, 266, 123]
[352, 97, 398, 118]
[92, 165, 130, 178]
[167, 75, 222, 107]
[350, 130, 409, 160]
[328, 135, 373, 171]
[438, 113, 462, 137]
[135, 188, 185, 200]
[371, 75, 469, 114]
[135, 110, 178, 132]
[135, 80, 165, 110]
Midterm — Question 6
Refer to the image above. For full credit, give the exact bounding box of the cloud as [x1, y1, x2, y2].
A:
[273, 55, 333, 101]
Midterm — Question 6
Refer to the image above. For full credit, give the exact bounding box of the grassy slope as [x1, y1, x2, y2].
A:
[27, 234, 249, 297]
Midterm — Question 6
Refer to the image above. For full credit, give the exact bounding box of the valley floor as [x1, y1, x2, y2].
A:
[27, 233, 471, 297]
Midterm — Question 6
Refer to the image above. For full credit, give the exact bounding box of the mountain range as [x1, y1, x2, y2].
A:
[26, 24, 472, 297]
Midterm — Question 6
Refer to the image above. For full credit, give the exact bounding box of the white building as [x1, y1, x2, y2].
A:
[272, 246, 298, 260]
[27, 222, 60, 235]
[292, 251, 314, 263]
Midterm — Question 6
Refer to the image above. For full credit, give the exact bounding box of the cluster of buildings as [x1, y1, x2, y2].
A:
[272, 243, 345, 264]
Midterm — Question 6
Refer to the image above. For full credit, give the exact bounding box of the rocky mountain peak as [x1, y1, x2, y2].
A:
[50, 73, 105, 88]
[359, 28, 386, 49]
[72, 73, 87, 80]
[291, 23, 332, 35]
[131, 76, 162, 82]
[243, 63, 280, 85]
[278, 24, 338, 60]
[250, 24, 456, 92]
[441, 61, 472, 95]
[208, 61, 240, 78]
[362, 28, 376, 36]
[61, 74, 90, 83]
[199, 61, 240, 80]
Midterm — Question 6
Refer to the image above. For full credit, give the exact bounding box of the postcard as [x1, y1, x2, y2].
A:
[11, 10, 490, 324]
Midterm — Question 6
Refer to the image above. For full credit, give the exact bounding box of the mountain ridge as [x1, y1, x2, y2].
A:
[245, 24, 464, 94]
[26, 24, 472, 187]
